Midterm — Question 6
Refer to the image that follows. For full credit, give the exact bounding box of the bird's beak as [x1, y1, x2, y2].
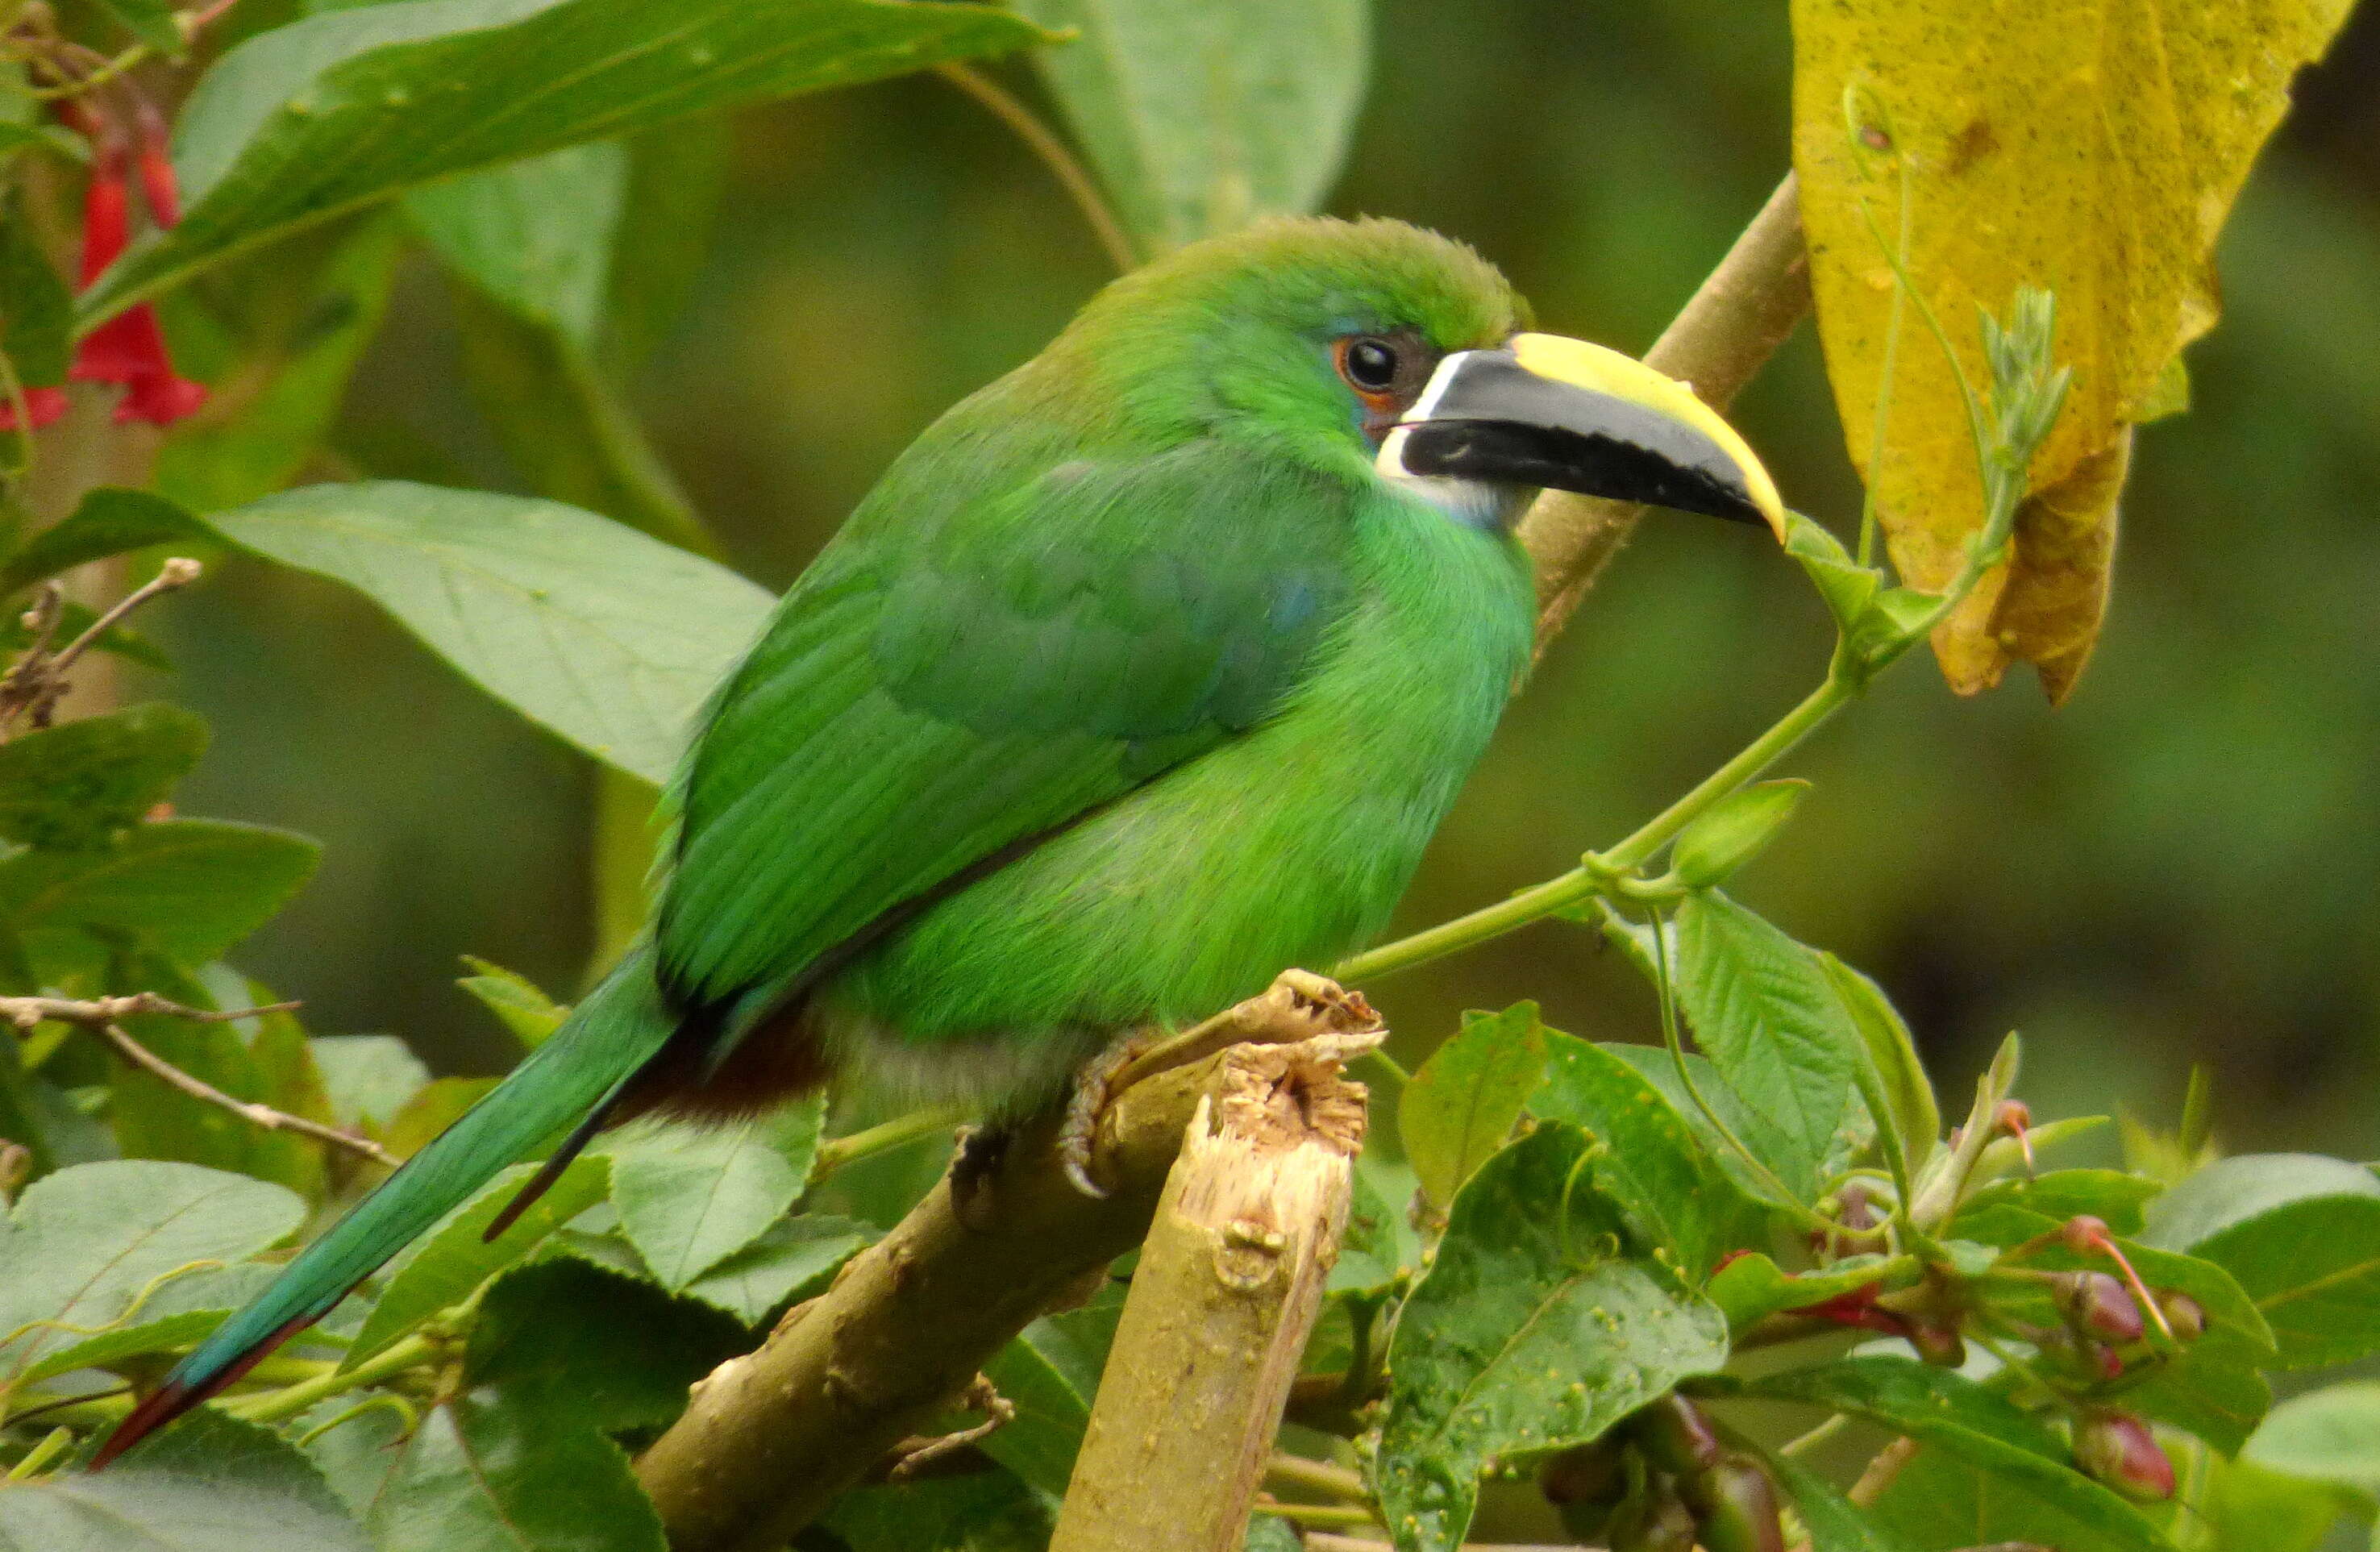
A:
[1379, 331, 1786, 539]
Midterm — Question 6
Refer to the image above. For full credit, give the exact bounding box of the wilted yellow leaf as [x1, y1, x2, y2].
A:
[1792, 0, 2352, 699]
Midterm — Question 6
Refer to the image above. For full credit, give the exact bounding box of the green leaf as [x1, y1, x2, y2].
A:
[1400, 1002, 1546, 1212]
[2203, 1454, 2361, 1552]
[605, 1097, 822, 1290]
[1957, 1169, 2164, 1238]
[1013, 0, 1367, 254]
[1243, 1515, 1302, 1552]
[464, 1256, 747, 1432]
[1815, 951, 1940, 1180]
[307, 1034, 430, 1130]
[2144, 1153, 2380, 1369]
[1531, 1031, 1765, 1279]
[976, 1280, 1128, 1498]
[1373, 1124, 1731, 1552]
[93, 0, 186, 56]
[2244, 1383, 2380, 1500]
[0, 488, 214, 599]
[2144, 1151, 2380, 1247]
[602, 120, 730, 376]
[1870, 1444, 2150, 1552]
[1783, 510, 1883, 632]
[1673, 779, 1809, 889]
[0, 193, 70, 389]
[0, 1409, 368, 1551]
[0, 704, 207, 851]
[0, 819, 317, 972]
[1704, 1250, 1890, 1333]
[353, 1388, 666, 1552]
[88, 0, 1052, 320]
[1671, 892, 1872, 1201]
[406, 142, 626, 347]
[1729, 1356, 2176, 1552]
[343, 1156, 610, 1367]
[1602, 1041, 1812, 1209]
[154, 215, 404, 514]
[1333, 1147, 1417, 1292]
[676, 1211, 875, 1325]
[204, 481, 771, 783]
[456, 956, 565, 1049]
[0, 1160, 303, 1389]
[821, 1469, 1057, 1552]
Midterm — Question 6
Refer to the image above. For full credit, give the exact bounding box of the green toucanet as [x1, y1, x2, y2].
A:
[97, 216, 1784, 1463]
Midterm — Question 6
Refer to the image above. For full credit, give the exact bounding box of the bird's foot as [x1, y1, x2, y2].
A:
[1057, 1029, 1163, 1201]
[1055, 969, 1381, 1200]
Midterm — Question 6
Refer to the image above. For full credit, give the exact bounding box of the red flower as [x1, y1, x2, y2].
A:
[0, 387, 67, 432]
[66, 124, 205, 428]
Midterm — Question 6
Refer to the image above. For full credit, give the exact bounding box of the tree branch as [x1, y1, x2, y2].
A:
[1518, 173, 1810, 658]
[1049, 1039, 1368, 1552]
[633, 973, 1381, 1552]
[2, 991, 398, 1169]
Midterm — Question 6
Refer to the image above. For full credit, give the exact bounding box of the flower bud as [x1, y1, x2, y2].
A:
[2059, 1215, 2112, 1254]
[1908, 1321, 1967, 1368]
[1683, 1453, 1787, 1552]
[2156, 1289, 2206, 1342]
[2074, 1411, 2174, 1502]
[1608, 1483, 1700, 1552]
[1540, 1438, 1626, 1508]
[1673, 780, 1809, 888]
[1625, 1393, 1721, 1476]
[2054, 1271, 2144, 1343]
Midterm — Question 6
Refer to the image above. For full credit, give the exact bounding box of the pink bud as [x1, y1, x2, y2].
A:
[2074, 1412, 2174, 1502]
[2056, 1271, 2145, 1343]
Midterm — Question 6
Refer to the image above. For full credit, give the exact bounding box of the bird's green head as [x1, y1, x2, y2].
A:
[1053, 216, 1783, 537]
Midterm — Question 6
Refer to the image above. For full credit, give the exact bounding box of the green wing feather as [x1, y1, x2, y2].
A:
[655, 389, 1358, 1040]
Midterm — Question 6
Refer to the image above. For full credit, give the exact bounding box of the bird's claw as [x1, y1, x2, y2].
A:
[1055, 969, 1378, 1200]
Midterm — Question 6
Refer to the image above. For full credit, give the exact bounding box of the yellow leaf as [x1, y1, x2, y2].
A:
[1792, 0, 2352, 697]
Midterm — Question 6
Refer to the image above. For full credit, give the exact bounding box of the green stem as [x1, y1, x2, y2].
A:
[5, 1425, 72, 1480]
[1335, 676, 1853, 984]
[1257, 1501, 1380, 1530]
[810, 1105, 967, 1180]
[1263, 1451, 1372, 1504]
[225, 1332, 439, 1426]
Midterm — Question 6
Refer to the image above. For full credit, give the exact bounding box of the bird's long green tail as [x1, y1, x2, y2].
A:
[92, 947, 676, 1467]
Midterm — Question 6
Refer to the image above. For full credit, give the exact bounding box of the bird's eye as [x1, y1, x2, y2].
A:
[1338, 336, 1400, 393]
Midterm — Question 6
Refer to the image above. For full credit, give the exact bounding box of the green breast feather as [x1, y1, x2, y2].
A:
[654, 390, 1363, 1048]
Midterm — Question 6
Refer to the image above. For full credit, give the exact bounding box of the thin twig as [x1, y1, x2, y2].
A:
[48, 556, 200, 677]
[1848, 1435, 1920, 1507]
[94, 1022, 398, 1168]
[936, 61, 1138, 274]
[884, 1374, 1015, 1481]
[0, 560, 202, 734]
[0, 990, 297, 1030]
[2, 989, 398, 1168]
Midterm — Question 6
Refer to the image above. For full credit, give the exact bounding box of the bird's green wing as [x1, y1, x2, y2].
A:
[655, 426, 1357, 1029]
